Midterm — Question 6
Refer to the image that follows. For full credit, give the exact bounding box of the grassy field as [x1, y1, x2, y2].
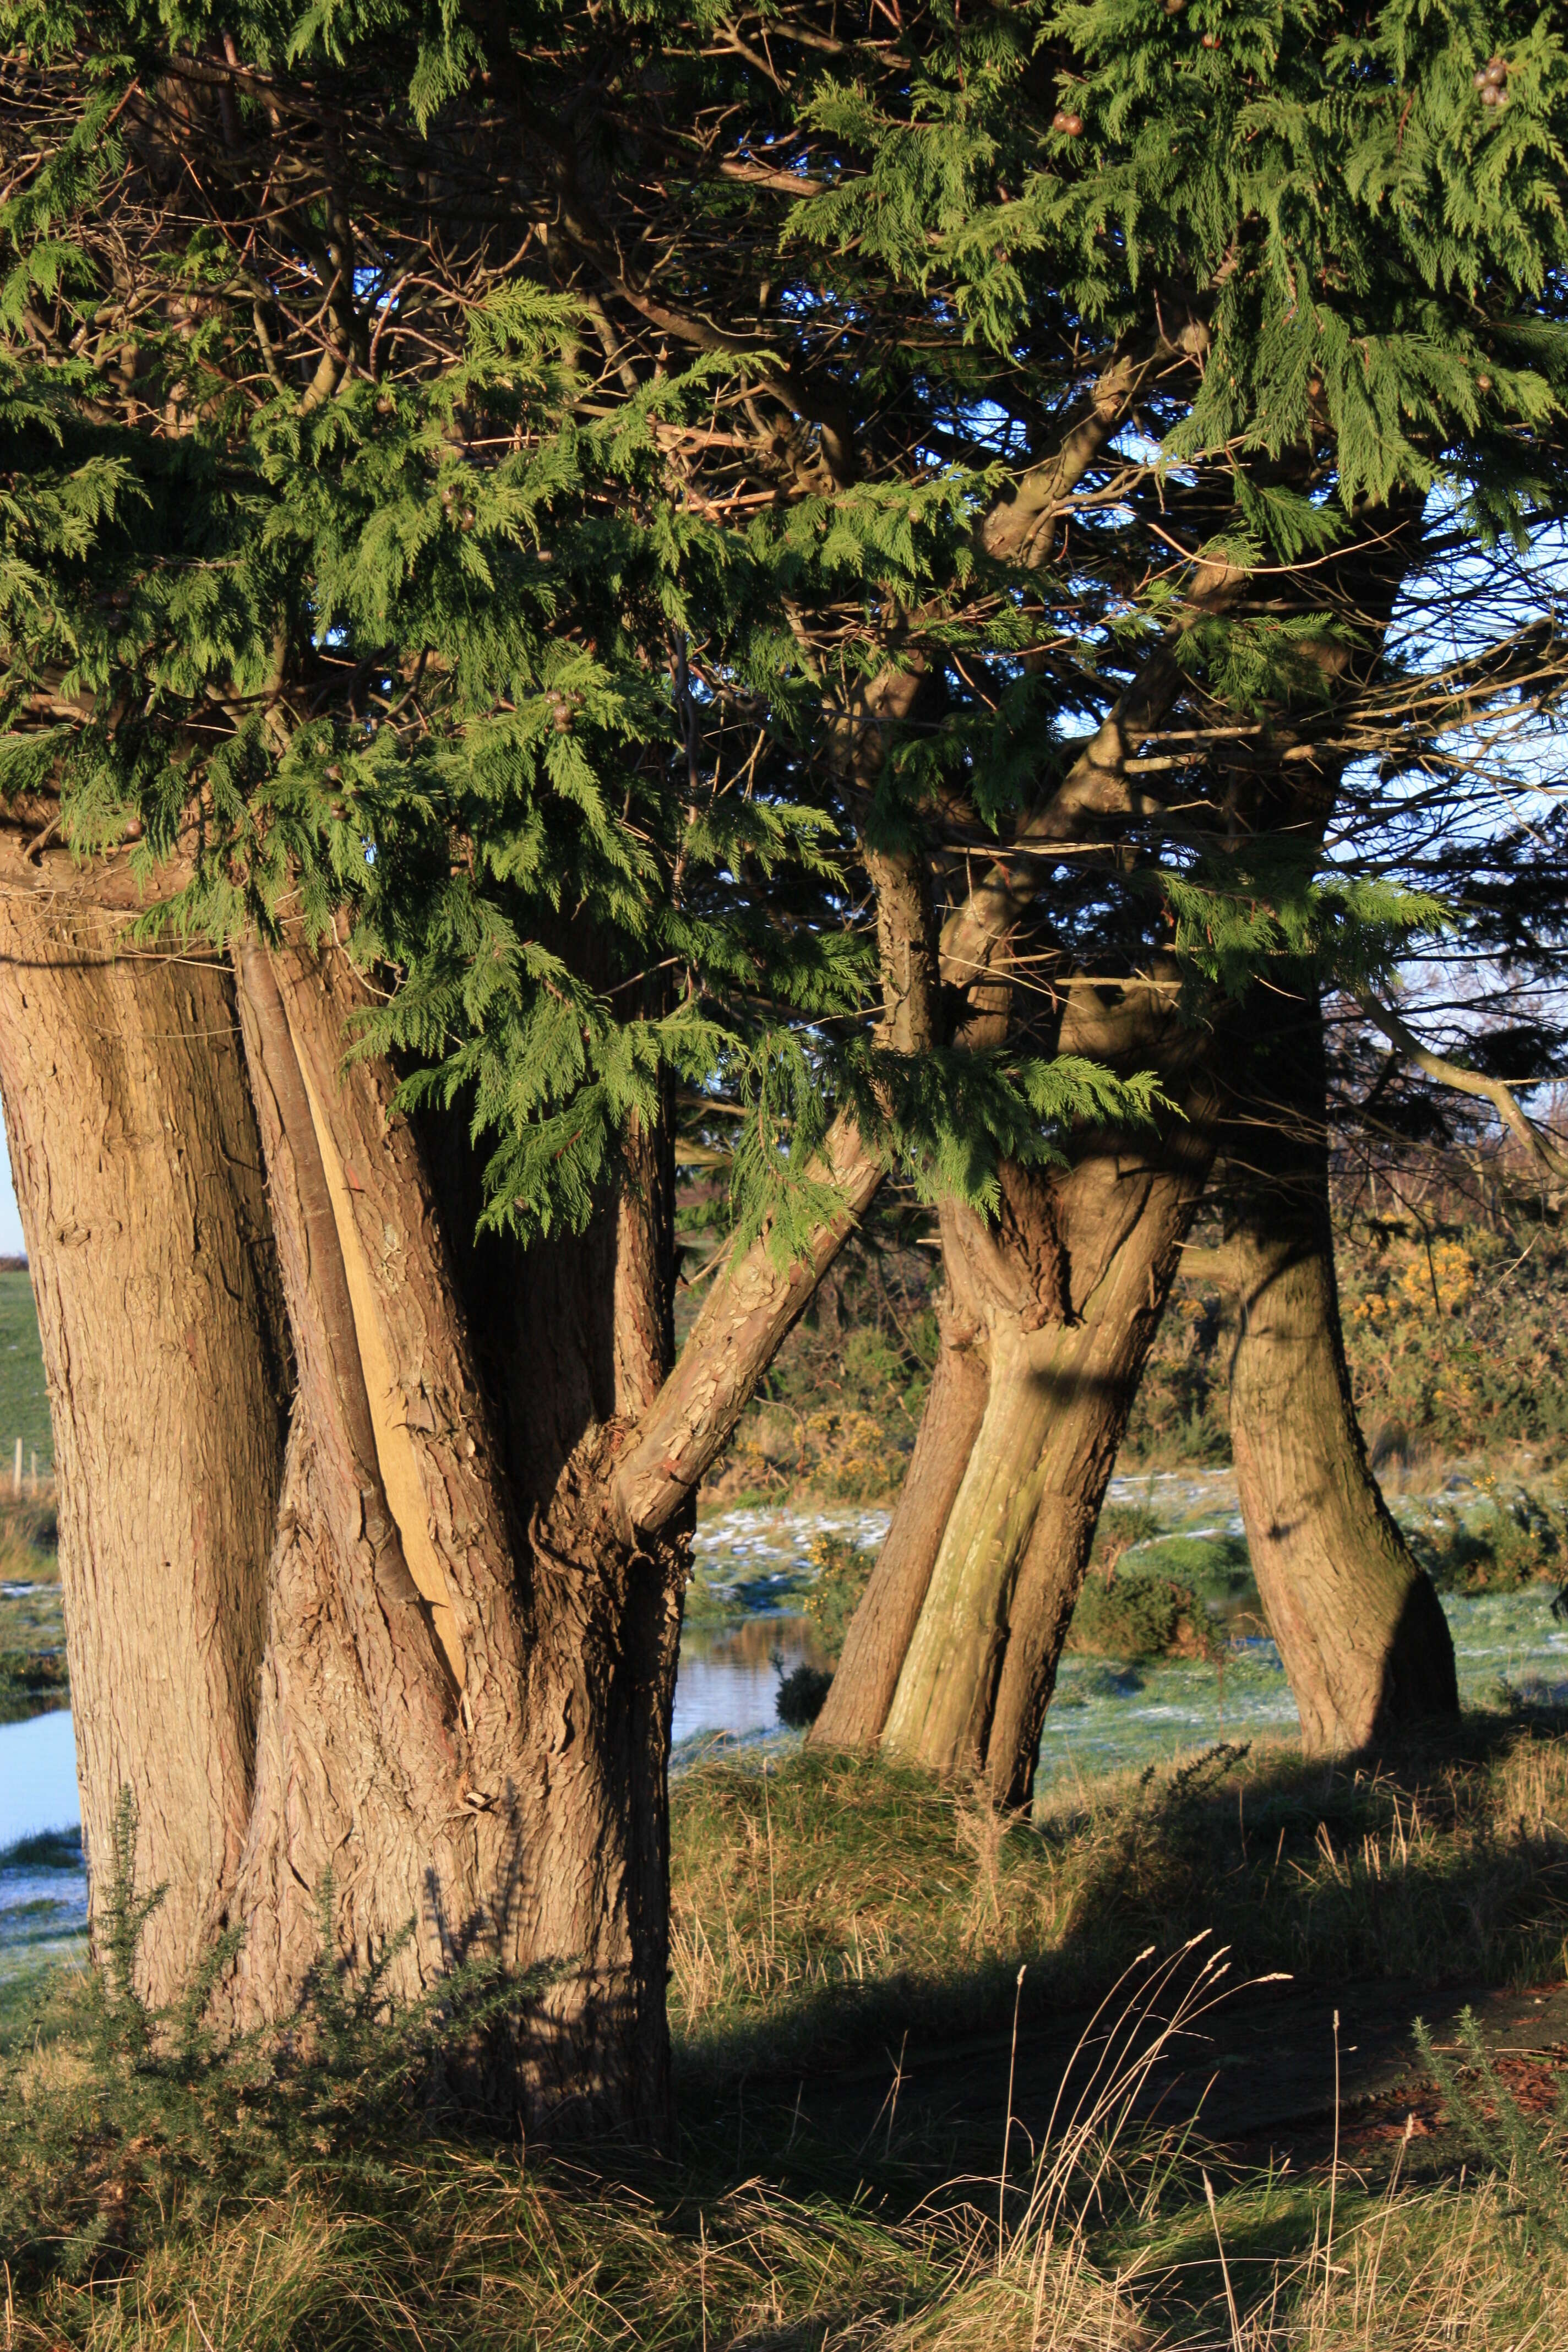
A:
[0, 1265, 52, 1474]
[6, 1724, 1568, 2347]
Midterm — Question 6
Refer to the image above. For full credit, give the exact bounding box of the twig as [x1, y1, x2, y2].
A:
[999, 1963, 1026, 2274]
[1357, 993, 1568, 1184]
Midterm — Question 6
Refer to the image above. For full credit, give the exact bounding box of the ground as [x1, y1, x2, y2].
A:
[8, 1260, 1568, 2343]
[6, 1723, 1568, 2346]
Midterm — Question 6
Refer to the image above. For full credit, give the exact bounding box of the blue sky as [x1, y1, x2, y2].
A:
[0, 1112, 29, 1256]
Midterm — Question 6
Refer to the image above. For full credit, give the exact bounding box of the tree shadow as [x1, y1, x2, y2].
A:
[667, 1711, 1568, 2204]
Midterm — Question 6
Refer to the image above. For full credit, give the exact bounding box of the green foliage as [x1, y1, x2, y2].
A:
[801, 1532, 874, 1662]
[1067, 1569, 1209, 1662]
[0, 1794, 541, 2294]
[1413, 2006, 1568, 2250]
[1413, 1489, 1567, 1596]
[1088, 1502, 1164, 1568]
[1070, 1518, 1257, 1660]
[775, 1660, 834, 1728]
[0, 0, 1561, 1264]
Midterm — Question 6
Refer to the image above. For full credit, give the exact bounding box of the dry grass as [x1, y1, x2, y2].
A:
[668, 1730, 1568, 2073]
[9, 1729, 1568, 2348]
[1150, 2157, 1568, 2348]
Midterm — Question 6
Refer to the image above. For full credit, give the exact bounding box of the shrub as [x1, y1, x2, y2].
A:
[802, 1532, 873, 1661]
[1088, 1503, 1164, 1569]
[1068, 1570, 1210, 1662]
[775, 1662, 834, 1729]
[0, 1793, 534, 2294]
[1413, 1489, 1567, 1594]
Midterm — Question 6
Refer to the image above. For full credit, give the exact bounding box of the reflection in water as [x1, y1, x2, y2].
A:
[672, 1614, 826, 1746]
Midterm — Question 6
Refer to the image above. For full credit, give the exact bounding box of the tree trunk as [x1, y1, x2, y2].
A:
[0, 845, 896, 2128]
[881, 1090, 1217, 1787]
[808, 1223, 989, 1750]
[226, 938, 687, 2133]
[1224, 985, 1457, 1753]
[0, 908, 288, 2003]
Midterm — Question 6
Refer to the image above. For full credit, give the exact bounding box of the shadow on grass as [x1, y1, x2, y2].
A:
[669, 1707, 1568, 2128]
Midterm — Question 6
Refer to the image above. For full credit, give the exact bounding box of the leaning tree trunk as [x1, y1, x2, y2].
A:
[1224, 983, 1457, 1753]
[809, 1218, 989, 1751]
[0, 907, 288, 2003]
[880, 1086, 1217, 1789]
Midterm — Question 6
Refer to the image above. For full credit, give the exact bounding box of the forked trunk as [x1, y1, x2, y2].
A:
[1224, 986, 1457, 1753]
[227, 940, 685, 2132]
[880, 1090, 1217, 1788]
[0, 907, 288, 2003]
[809, 1226, 989, 1750]
[0, 886, 880, 2128]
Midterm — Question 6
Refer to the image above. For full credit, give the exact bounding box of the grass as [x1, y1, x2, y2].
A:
[0, 1266, 52, 1472]
[667, 1728, 1568, 2078]
[5, 1729, 1566, 2346]
[0, 1493, 63, 1722]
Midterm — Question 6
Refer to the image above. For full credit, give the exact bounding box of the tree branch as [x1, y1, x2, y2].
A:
[1354, 992, 1568, 1185]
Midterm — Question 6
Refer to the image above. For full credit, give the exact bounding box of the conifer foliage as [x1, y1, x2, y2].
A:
[0, 0, 1566, 2132]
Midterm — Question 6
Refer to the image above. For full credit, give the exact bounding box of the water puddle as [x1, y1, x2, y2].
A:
[0, 1708, 84, 1985]
[673, 1618, 821, 1744]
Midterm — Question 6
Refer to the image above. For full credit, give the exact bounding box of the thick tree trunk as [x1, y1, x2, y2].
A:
[1224, 986, 1457, 1753]
[880, 1091, 1216, 1787]
[0, 908, 288, 2003]
[0, 829, 913, 2135]
[227, 939, 686, 2132]
[808, 1223, 989, 1750]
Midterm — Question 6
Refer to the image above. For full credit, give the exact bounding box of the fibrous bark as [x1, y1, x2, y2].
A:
[227, 938, 688, 2132]
[0, 907, 288, 2003]
[808, 1221, 989, 1750]
[1223, 983, 1458, 1752]
[0, 892, 889, 2129]
[879, 1085, 1217, 1795]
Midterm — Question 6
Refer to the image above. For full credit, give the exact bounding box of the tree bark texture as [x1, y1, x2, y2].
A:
[0, 907, 288, 2003]
[808, 1223, 990, 1750]
[880, 1082, 1218, 1792]
[1223, 984, 1458, 1753]
[225, 939, 687, 2133]
[0, 883, 887, 2135]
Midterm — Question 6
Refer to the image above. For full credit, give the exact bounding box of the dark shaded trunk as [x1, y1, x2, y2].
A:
[1223, 983, 1458, 1754]
[0, 908, 288, 2003]
[809, 1222, 989, 1750]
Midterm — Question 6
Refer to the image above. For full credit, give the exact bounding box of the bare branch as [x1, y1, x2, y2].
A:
[1354, 993, 1568, 1185]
